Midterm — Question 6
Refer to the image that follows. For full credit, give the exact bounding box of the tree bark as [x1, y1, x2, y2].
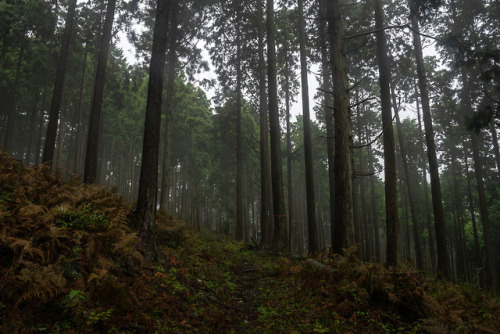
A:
[367, 125, 381, 260]
[3, 39, 25, 153]
[131, 0, 171, 262]
[409, 1, 450, 278]
[284, 47, 294, 254]
[464, 150, 484, 287]
[73, 48, 88, 174]
[298, 0, 318, 254]
[374, 0, 399, 267]
[267, 0, 288, 252]
[84, 0, 117, 184]
[327, 0, 355, 253]
[460, 66, 497, 289]
[257, 0, 272, 247]
[489, 119, 500, 177]
[235, 12, 244, 241]
[160, 0, 178, 214]
[43, 0, 77, 166]
[320, 0, 335, 249]
[26, 90, 40, 165]
[391, 83, 423, 269]
[415, 88, 436, 272]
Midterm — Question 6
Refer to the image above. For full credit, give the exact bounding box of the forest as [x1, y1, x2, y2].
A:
[0, 0, 500, 331]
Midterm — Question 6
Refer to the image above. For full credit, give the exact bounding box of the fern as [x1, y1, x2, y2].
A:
[7, 237, 45, 263]
[13, 261, 67, 307]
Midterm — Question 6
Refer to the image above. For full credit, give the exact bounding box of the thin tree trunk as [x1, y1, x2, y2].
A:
[73, 48, 88, 174]
[320, 0, 335, 249]
[367, 125, 381, 260]
[409, 1, 450, 278]
[131, 0, 171, 262]
[43, 0, 77, 166]
[489, 118, 500, 177]
[415, 88, 436, 272]
[464, 151, 484, 287]
[84, 0, 117, 184]
[298, 0, 318, 254]
[3, 40, 25, 153]
[160, 0, 178, 213]
[267, 0, 288, 252]
[26, 90, 40, 165]
[460, 66, 497, 289]
[285, 49, 294, 254]
[327, 0, 355, 253]
[355, 98, 368, 260]
[235, 13, 244, 241]
[257, 0, 272, 247]
[55, 105, 65, 169]
[391, 83, 423, 269]
[374, 0, 399, 267]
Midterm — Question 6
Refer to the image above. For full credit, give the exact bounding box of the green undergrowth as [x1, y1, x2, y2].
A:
[1, 151, 500, 333]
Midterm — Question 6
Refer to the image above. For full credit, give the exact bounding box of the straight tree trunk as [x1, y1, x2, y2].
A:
[464, 151, 484, 286]
[460, 66, 497, 289]
[285, 49, 294, 254]
[391, 83, 423, 269]
[320, 0, 335, 249]
[267, 0, 288, 252]
[160, 0, 178, 213]
[3, 40, 25, 153]
[374, 0, 399, 267]
[84, 0, 117, 184]
[355, 99, 368, 260]
[327, 0, 355, 253]
[298, 0, 318, 254]
[416, 89, 436, 272]
[55, 105, 65, 169]
[367, 125, 381, 260]
[409, 1, 450, 278]
[131, 0, 171, 262]
[43, 0, 77, 166]
[73, 49, 88, 174]
[489, 118, 500, 177]
[26, 90, 40, 165]
[235, 14, 245, 241]
[257, 0, 272, 247]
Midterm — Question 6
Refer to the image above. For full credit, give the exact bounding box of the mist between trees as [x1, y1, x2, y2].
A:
[0, 0, 499, 289]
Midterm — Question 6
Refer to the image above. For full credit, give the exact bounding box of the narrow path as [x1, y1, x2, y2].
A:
[226, 258, 266, 331]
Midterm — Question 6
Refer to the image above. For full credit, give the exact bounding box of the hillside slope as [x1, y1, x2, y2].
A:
[1, 152, 499, 333]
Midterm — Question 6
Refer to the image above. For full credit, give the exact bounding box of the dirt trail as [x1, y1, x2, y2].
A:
[226, 259, 267, 330]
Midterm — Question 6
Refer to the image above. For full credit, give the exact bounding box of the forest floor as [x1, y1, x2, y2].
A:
[1, 151, 500, 333]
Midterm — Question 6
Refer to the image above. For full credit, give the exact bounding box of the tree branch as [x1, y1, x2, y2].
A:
[350, 97, 376, 109]
[354, 114, 396, 149]
[345, 24, 409, 40]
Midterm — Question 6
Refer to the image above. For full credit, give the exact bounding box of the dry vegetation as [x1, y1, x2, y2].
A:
[1, 151, 499, 333]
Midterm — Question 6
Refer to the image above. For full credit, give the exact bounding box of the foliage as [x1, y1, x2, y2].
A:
[1, 151, 499, 332]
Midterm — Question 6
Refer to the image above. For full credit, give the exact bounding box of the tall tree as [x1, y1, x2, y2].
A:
[83, 0, 118, 183]
[131, 0, 171, 261]
[460, 66, 497, 289]
[319, 0, 335, 249]
[235, 8, 245, 240]
[160, 0, 179, 213]
[373, 0, 399, 267]
[409, 0, 450, 278]
[42, 0, 77, 166]
[327, 0, 355, 253]
[267, 0, 288, 252]
[416, 88, 436, 272]
[298, 0, 318, 253]
[256, 0, 272, 247]
[392, 84, 423, 269]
